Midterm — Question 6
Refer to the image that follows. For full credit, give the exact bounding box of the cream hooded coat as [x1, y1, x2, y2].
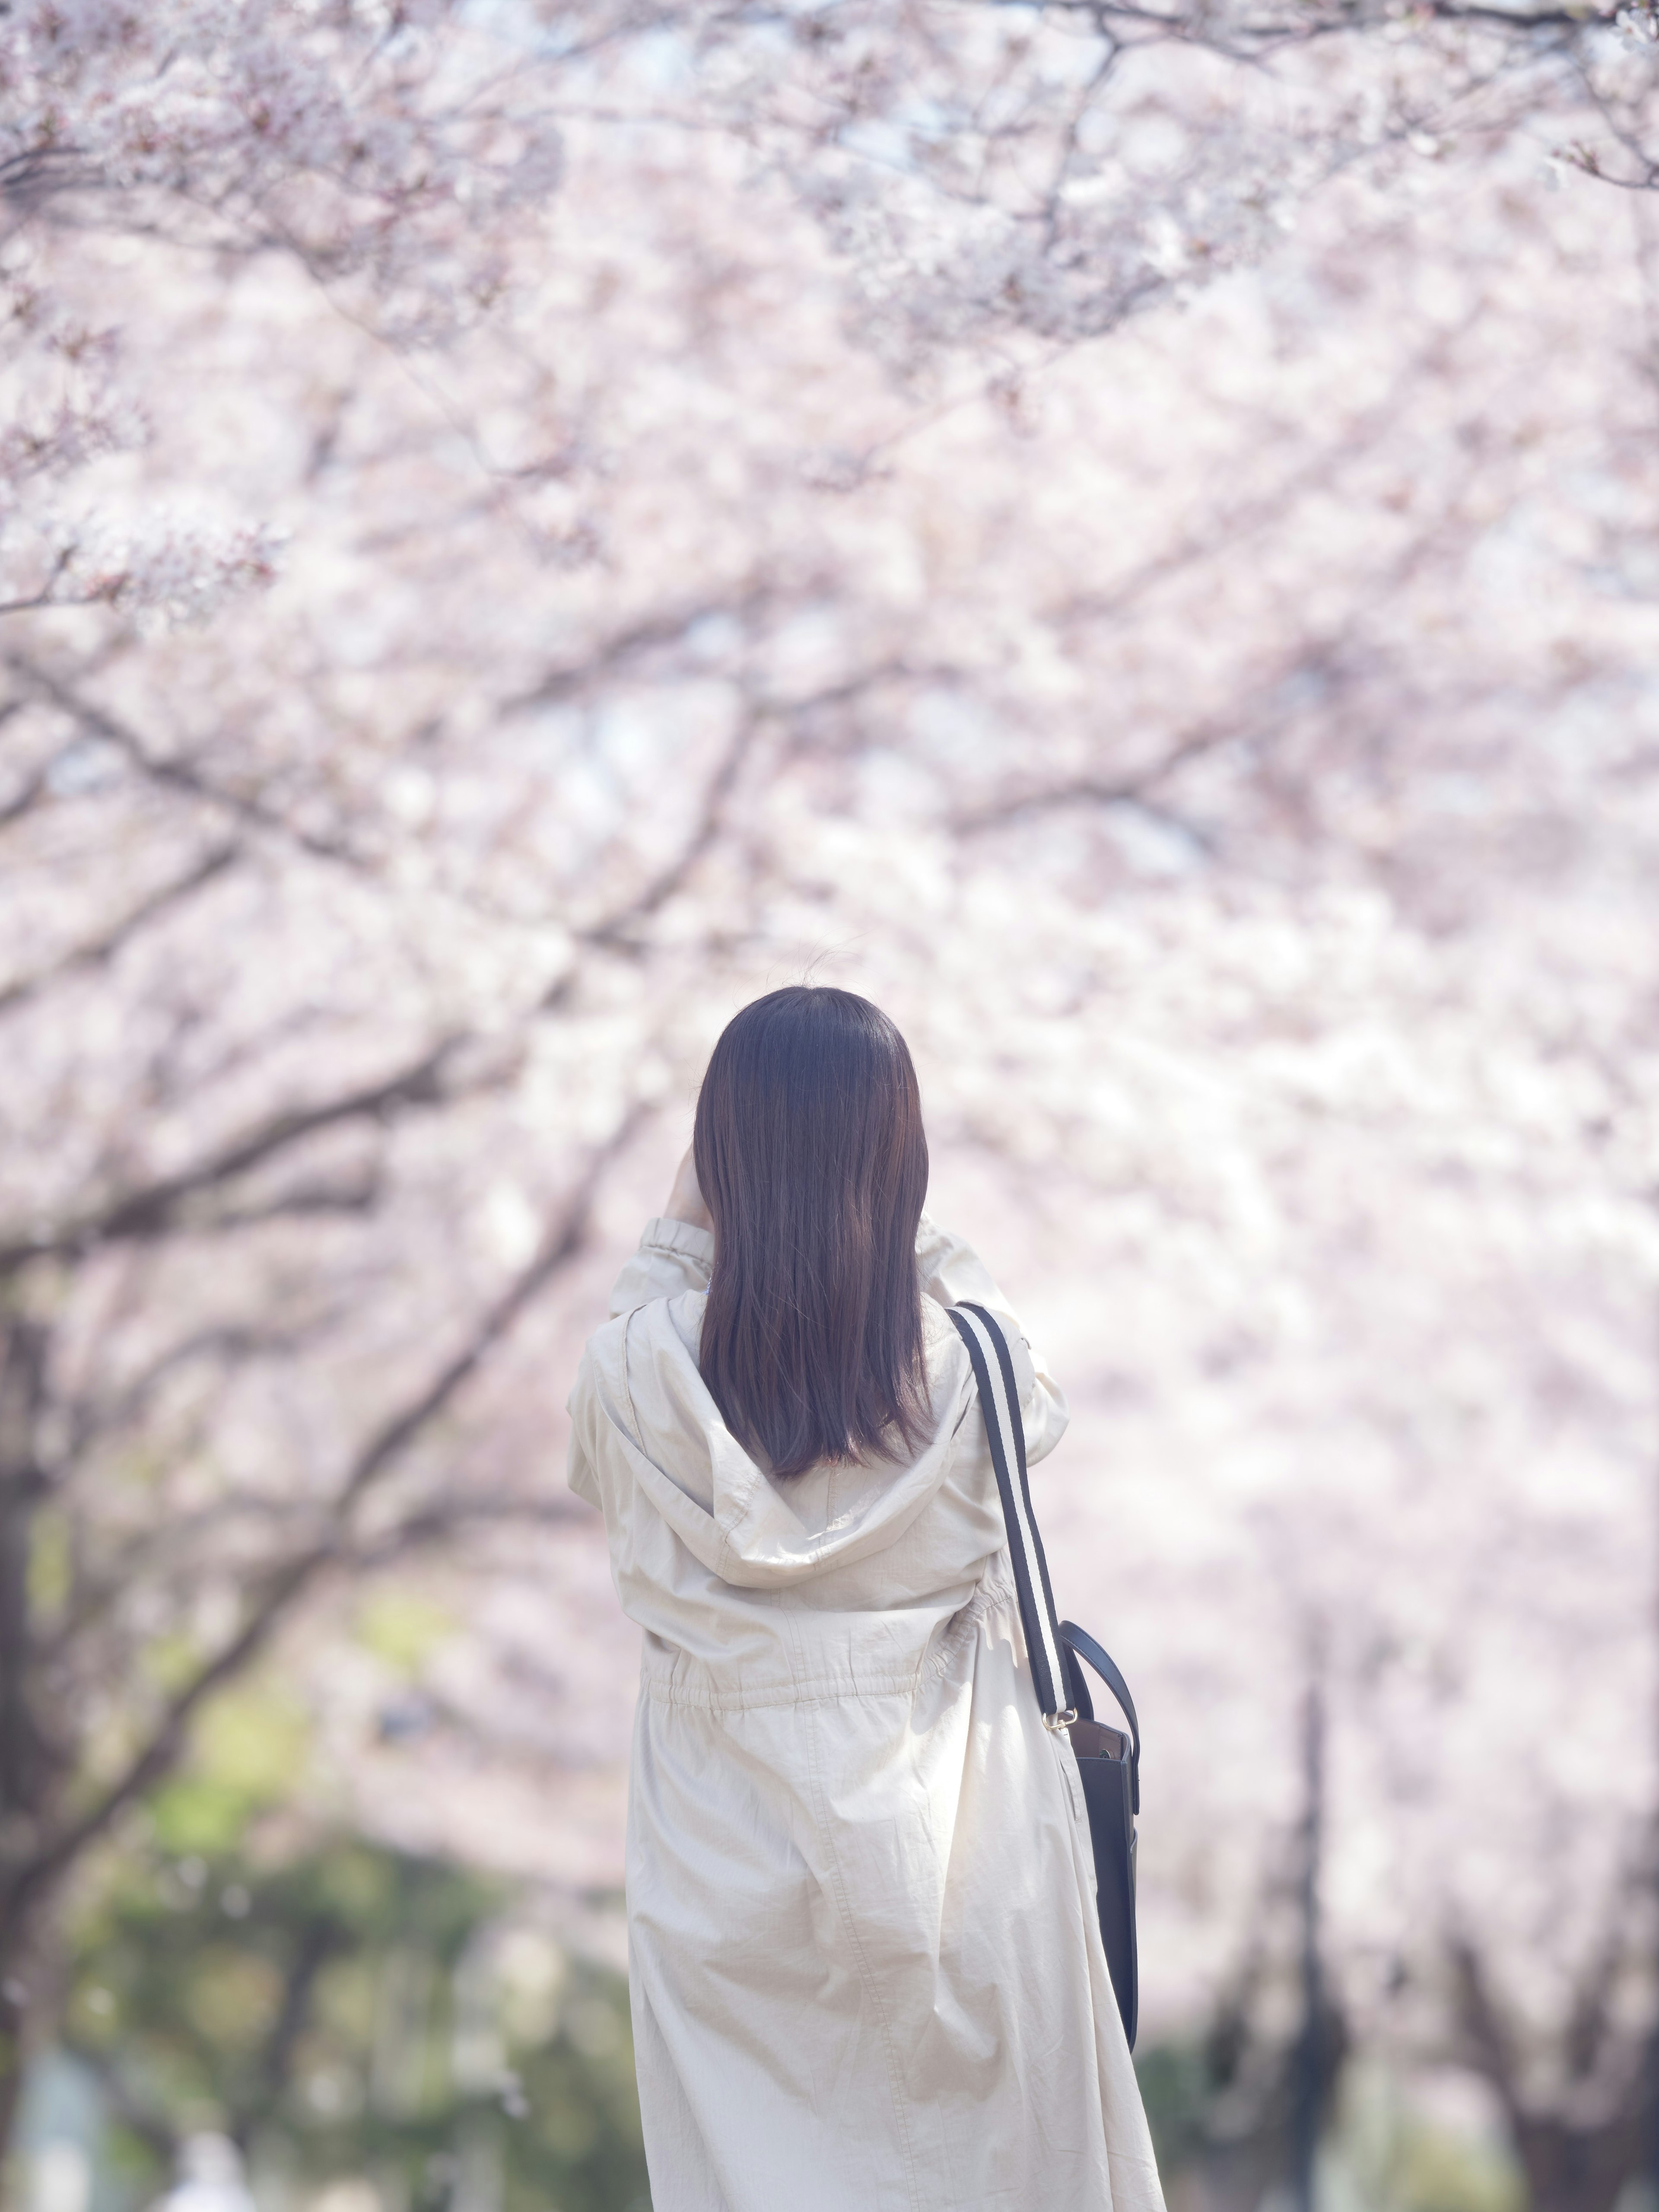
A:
[567, 1212, 1166, 2212]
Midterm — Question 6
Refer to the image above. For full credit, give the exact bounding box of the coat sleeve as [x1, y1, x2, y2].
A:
[566, 1344, 604, 1512]
[607, 1216, 715, 1318]
[915, 1212, 1070, 1465]
[568, 1219, 716, 1510]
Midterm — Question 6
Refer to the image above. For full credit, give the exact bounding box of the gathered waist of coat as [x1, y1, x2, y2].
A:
[636, 1561, 1020, 1712]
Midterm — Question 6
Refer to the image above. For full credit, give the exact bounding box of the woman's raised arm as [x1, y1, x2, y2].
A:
[915, 1212, 1070, 1464]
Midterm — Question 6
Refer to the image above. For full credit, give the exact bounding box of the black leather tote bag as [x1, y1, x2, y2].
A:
[948, 1302, 1141, 2049]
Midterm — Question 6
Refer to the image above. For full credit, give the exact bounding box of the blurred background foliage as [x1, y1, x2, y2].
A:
[15, 1649, 1532, 2212]
[26, 1804, 1526, 2212]
[7, 2, 1659, 2209]
[32, 1825, 645, 2212]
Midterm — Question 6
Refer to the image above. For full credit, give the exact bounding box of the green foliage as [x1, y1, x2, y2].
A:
[1135, 2039, 1216, 2177]
[1387, 2122, 1524, 2212]
[64, 1835, 650, 2212]
[354, 1591, 456, 1678]
[27, 1505, 72, 1622]
[145, 1683, 314, 1859]
[1135, 2037, 1525, 2212]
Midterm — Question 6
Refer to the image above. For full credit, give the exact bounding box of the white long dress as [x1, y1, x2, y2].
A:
[567, 1212, 1166, 2212]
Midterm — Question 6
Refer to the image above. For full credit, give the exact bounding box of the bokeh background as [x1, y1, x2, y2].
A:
[4, 4, 1659, 2209]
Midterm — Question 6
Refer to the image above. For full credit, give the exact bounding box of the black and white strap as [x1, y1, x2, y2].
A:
[948, 1302, 1077, 1730]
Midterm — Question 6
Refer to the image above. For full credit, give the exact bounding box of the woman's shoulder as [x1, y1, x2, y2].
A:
[920, 1291, 969, 1351]
[582, 1285, 702, 1370]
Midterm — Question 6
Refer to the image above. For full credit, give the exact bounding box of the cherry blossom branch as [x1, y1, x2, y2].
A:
[578, 659, 925, 951]
[578, 704, 767, 952]
[327, 1489, 587, 1575]
[0, 549, 78, 621]
[0, 844, 240, 1018]
[1, 1112, 640, 1925]
[502, 585, 782, 715]
[0, 1321, 50, 1830]
[1013, 0, 1618, 42]
[0, 1036, 469, 1275]
[948, 675, 1309, 836]
[3, 658, 359, 868]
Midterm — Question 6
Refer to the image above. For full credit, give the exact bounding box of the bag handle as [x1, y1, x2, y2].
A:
[947, 1302, 1075, 1728]
[1061, 1621, 1141, 1816]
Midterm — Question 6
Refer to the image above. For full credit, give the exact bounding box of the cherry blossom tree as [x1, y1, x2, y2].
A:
[5, 3, 1659, 2206]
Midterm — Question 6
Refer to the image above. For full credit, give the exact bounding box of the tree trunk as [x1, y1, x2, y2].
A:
[1512, 2116, 1643, 2212]
[1195, 2140, 1287, 2212]
[0, 1910, 39, 2176]
[1450, 1938, 1646, 2212]
[1291, 1666, 1326, 2212]
[0, 1311, 51, 2178]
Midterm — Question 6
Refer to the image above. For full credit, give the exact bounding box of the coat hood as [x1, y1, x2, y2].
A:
[578, 1290, 979, 1590]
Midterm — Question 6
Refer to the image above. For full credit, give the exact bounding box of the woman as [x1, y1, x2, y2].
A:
[568, 986, 1165, 2212]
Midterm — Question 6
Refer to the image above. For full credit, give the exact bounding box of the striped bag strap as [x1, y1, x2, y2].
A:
[948, 1301, 1077, 1730]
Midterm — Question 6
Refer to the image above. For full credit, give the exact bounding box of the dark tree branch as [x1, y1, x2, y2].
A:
[246, 1914, 347, 2136]
[950, 630, 1358, 838]
[43, 1465, 577, 1695]
[2, 1112, 641, 1922]
[951, 702, 1255, 834]
[0, 844, 241, 1018]
[1013, 0, 1616, 47]
[330, 1488, 585, 1573]
[0, 1317, 51, 1823]
[0, 1036, 467, 1276]
[0, 767, 50, 831]
[577, 705, 764, 954]
[185, 1165, 387, 1238]
[576, 659, 917, 958]
[1449, 1934, 1529, 2138]
[51, 1296, 356, 1490]
[53, 2040, 174, 2165]
[1451, 1923, 1649, 2212]
[4, 654, 365, 869]
[0, 548, 82, 621]
[500, 584, 780, 715]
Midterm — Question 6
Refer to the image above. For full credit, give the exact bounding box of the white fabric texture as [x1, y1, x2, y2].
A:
[567, 1212, 1167, 2212]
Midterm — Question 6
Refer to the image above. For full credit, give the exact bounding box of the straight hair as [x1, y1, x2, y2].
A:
[693, 987, 931, 1480]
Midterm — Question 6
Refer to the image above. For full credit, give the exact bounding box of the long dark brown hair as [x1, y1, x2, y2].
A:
[693, 986, 931, 1480]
